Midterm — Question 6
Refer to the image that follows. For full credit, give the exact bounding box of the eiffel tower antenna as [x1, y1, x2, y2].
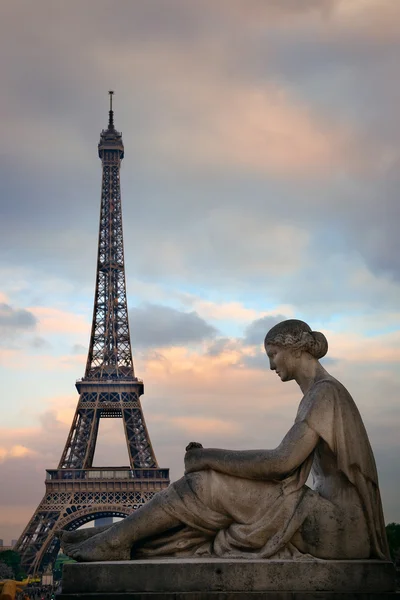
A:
[108, 90, 114, 129]
[15, 93, 170, 575]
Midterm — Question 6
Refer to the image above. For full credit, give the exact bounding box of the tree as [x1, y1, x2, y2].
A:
[0, 560, 14, 580]
[53, 553, 75, 580]
[0, 550, 25, 580]
[386, 523, 400, 564]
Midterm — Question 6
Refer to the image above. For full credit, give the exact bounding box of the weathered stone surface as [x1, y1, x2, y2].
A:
[57, 594, 397, 600]
[59, 559, 396, 596]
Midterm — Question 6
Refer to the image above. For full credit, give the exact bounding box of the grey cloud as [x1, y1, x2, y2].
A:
[243, 315, 287, 346]
[30, 336, 50, 349]
[129, 304, 217, 348]
[241, 351, 269, 371]
[72, 343, 87, 355]
[0, 4, 399, 313]
[320, 356, 337, 366]
[0, 0, 399, 302]
[0, 411, 69, 509]
[0, 303, 37, 329]
[0, 304, 39, 350]
[206, 338, 236, 357]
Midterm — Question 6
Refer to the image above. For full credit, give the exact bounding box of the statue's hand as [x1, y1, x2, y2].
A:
[184, 444, 207, 474]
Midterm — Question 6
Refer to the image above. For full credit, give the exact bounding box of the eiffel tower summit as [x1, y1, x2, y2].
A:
[15, 92, 170, 575]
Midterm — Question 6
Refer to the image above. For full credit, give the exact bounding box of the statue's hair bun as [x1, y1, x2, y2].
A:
[308, 331, 328, 359]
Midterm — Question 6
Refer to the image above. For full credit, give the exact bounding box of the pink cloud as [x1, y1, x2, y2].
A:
[332, 0, 400, 43]
[214, 0, 400, 43]
[138, 345, 298, 415]
[146, 81, 352, 177]
[29, 306, 89, 336]
[0, 347, 19, 366]
[0, 445, 36, 462]
[187, 299, 264, 322]
[326, 329, 400, 363]
[1, 349, 85, 372]
[93, 36, 364, 179]
[168, 416, 240, 436]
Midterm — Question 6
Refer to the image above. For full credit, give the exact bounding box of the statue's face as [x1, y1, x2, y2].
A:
[265, 343, 298, 382]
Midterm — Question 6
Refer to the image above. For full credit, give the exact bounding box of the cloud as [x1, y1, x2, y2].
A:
[71, 343, 86, 355]
[326, 329, 400, 364]
[206, 338, 239, 357]
[29, 306, 89, 336]
[130, 304, 217, 348]
[0, 303, 37, 330]
[0, 302, 37, 347]
[168, 416, 240, 437]
[30, 336, 50, 349]
[181, 298, 265, 323]
[243, 314, 288, 346]
[0, 445, 36, 462]
[0, 0, 399, 295]
[141, 78, 355, 177]
[241, 351, 271, 372]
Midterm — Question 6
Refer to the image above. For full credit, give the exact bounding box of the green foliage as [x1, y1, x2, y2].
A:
[0, 550, 26, 580]
[53, 552, 75, 580]
[386, 523, 400, 564]
[0, 560, 14, 579]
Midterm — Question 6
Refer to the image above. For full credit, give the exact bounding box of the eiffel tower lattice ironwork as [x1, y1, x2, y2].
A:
[15, 92, 170, 575]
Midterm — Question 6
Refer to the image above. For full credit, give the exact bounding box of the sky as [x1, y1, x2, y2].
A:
[0, 0, 400, 546]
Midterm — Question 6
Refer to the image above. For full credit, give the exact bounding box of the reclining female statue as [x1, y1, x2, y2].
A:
[59, 319, 389, 562]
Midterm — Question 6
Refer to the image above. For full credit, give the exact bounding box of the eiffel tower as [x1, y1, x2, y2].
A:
[15, 92, 170, 575]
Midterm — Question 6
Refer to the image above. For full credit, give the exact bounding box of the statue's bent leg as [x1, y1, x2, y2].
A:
[291, 494, 370, 559]
[63, 491, 181, 562]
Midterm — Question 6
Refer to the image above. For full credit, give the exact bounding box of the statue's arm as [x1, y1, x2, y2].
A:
[185, 421, 319, 480]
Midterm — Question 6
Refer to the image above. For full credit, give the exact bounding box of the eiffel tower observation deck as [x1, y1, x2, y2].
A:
[15, 93, 170, 575]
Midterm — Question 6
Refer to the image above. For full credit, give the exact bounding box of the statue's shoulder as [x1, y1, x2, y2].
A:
[301, 377, 337, 402]
[297, 377, 347, 422]
[311, 375, 349, 398]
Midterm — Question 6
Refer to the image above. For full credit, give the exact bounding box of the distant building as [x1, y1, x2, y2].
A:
[94, 517, 113, 527]
[11, 540, 18, 547]
[0, 539, 3, 547]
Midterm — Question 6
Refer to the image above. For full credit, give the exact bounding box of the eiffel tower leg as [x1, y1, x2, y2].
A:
[15, 494, 62, 575]
[58, 408, 99, 469]
[82, 410, 100, 468]
[123, 406, 158, 468]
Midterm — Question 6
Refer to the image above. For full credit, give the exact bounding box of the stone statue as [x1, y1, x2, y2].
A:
[59, 319, 389, 562]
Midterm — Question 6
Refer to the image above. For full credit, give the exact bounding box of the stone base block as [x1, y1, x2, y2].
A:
[56, 592, 400, 598]
[57, 558, 396, 599]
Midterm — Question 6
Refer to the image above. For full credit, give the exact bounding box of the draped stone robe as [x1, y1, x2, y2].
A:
[134, 376, 389, 561]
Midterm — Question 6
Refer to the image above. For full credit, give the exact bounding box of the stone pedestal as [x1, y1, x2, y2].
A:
[56, 558, 396, 599]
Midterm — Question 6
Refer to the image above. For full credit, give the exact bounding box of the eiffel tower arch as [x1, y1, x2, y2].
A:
[15, 92, 170, 575]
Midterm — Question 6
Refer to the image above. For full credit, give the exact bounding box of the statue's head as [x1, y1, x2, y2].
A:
[264, 319, 328, 382]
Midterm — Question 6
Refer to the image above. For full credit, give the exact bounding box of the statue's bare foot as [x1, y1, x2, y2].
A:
[56, 525, 113, 546]
[63, 529, 131, 562]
